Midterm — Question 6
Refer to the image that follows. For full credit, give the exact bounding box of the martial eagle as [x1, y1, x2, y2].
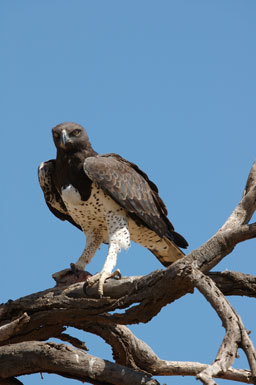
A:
[38, 122, 188, 295]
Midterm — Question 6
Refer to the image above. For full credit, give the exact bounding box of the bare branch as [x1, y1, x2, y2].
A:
[208, 271, 256, 297]
[0, 268, 255, 350]
[237, 314, 256, 379]
[149, 361, 252, 383]
[244, 160, 256, 196]
[76, 322, 253, 383]
[57, 332, 89, 351]
[188, 269, 240, 384]
[220, 160, 256, 232]
[0, 313, 30, 342]
[225, 223, 256, 243]
[0, 341, 160, 385]
[85, 271, 256, 299]
[220, 188, 256, 231]
[187, 268, 256, 385]
[0, 326, 252, 384]
[83, 276, 142, 298]
[0, 267, 195, 331]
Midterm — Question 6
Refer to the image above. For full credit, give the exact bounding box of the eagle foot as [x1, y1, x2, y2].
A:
[87, 269, 122, 297]
[52, 264, 92, 286]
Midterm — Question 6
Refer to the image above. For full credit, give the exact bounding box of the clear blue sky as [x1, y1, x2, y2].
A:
[1, 1, 256, 384]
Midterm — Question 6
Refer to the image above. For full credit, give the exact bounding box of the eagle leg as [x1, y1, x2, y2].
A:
[87, 213, 130, 296]
[75, 232, 103, 270]
[52, 231, 102, 286]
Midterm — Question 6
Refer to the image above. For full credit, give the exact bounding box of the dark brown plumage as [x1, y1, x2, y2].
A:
[38, 122, 188, 294]
[83, 153, 188, 249]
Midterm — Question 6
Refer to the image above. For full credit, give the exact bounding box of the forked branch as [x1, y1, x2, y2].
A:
[189, 268, 256, 385]
[1, 161, 256, 384]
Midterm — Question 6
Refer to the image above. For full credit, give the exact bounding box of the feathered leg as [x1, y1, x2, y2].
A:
[75, 231, 103, 269]
[87, 213, 130, 296]
[52, 231, 103, 285]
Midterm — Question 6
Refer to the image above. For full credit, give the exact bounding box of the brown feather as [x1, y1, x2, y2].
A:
[83, 154, 188, 248]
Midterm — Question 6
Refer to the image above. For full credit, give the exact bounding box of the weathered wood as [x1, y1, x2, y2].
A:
[1, 158, 256, 383]
[0, 313, 30, 342]
[188, 269, 251, 384]
[0, 341, 160, 385]
[208, 271, 256, 297]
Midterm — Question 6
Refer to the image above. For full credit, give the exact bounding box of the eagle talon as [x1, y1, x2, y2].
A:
[87, 269, 122, 296]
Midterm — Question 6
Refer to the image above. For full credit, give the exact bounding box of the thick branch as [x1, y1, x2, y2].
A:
[0, 341, 159, 385]
[208, 271, 256, 297]
[1, 268, 256, 350]
[86, 271, 256, 298]
[0, 267, 194, 333]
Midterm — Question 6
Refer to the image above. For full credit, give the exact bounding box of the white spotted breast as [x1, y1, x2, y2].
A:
[61, 183, 124, 238]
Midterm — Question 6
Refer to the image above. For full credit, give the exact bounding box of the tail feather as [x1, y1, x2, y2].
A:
[149, 236, 185, 267]
[169, 231, 188, 249]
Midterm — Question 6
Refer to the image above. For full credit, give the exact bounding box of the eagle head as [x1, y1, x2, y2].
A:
[52, 122, 92, 152]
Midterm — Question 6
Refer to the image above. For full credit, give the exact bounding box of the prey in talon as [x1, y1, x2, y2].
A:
[38, 122, 188, 296]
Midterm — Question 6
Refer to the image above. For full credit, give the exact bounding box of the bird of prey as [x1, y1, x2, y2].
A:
[38, 122, 188, 295]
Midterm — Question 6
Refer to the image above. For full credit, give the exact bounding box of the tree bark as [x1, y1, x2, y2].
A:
[1, 160, 256, 384]
[0, 341, 159, 385]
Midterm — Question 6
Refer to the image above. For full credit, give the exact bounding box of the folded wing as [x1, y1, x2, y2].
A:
[83, 154, 188, 248]
[38, 160, 82, 230]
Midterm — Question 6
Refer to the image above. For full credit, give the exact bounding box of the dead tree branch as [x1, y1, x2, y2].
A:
[0, 341, 160, 385]
[188, 268, 256, 385]
[75, 321, 253, 383]
[1, 160, 256, 383]
[208, 271, 256, 297]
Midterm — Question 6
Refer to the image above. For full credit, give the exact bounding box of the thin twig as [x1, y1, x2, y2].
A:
[57, 332, 88, 351]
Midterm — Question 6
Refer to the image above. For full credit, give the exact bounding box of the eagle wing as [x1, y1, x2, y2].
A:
[83, 154, 188, 248]
[38, 160, 82, 230]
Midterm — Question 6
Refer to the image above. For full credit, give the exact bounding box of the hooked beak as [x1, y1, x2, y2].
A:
[60, 130, 69, 148]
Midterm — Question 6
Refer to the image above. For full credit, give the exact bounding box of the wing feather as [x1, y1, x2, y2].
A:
[83, 154, 177, 239]
[38, 160, 82, 230]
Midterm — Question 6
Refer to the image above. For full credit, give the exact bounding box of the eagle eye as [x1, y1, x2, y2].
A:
[71, 129, 81, 137]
